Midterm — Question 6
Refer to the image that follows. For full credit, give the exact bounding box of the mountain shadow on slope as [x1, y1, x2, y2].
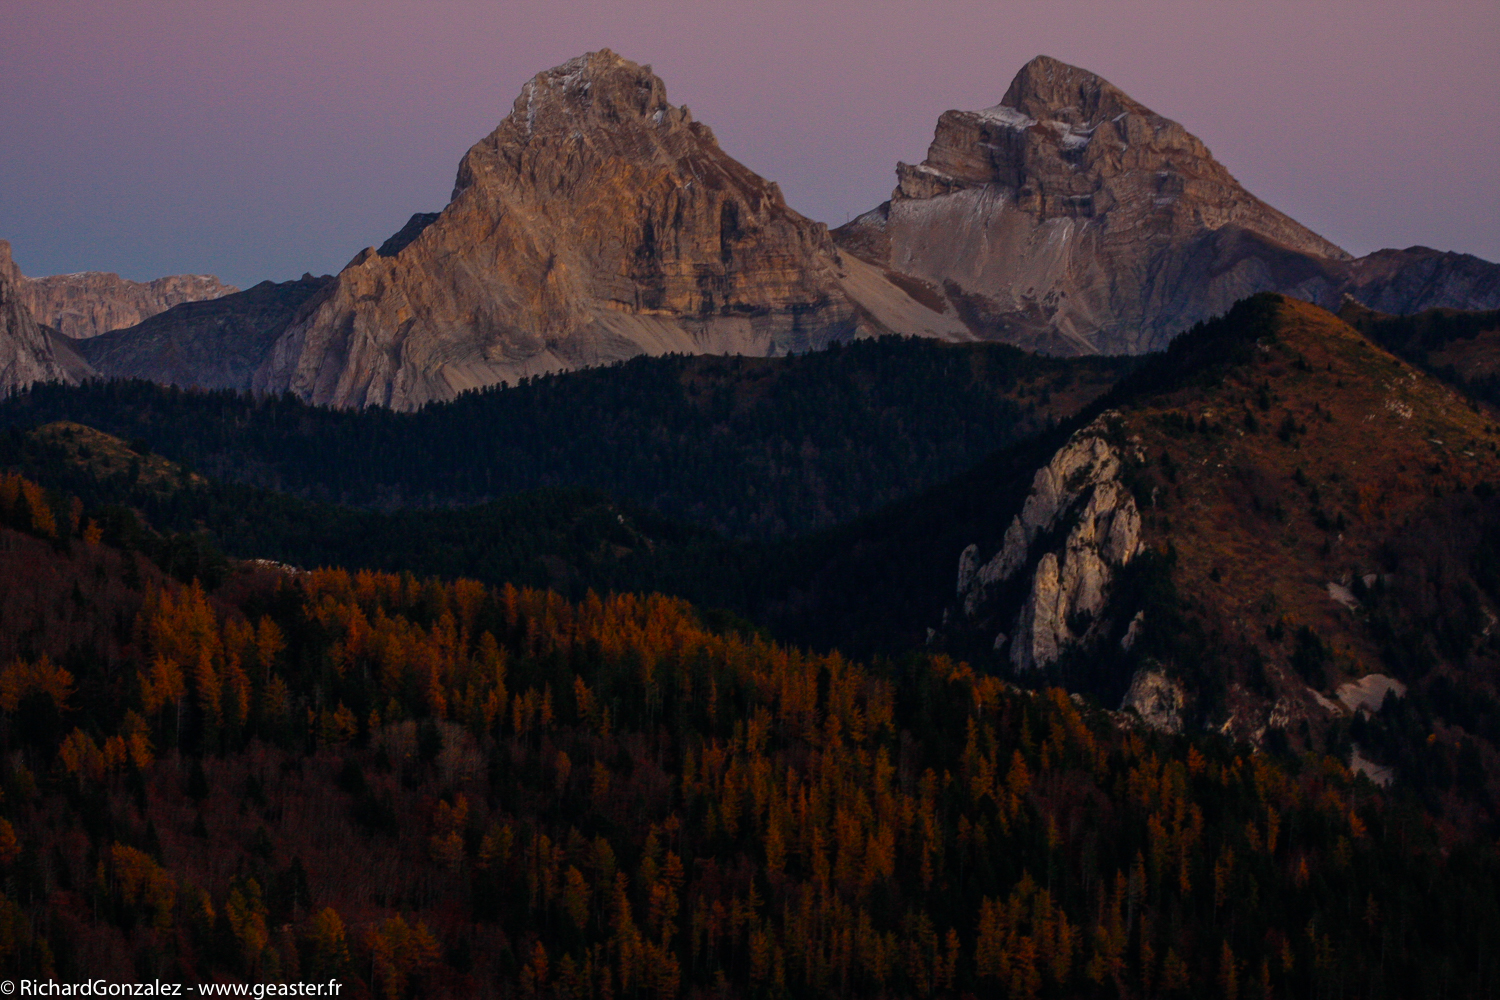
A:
[77, 274, 332, 392]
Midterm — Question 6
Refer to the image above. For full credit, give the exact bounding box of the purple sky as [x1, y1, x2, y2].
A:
[2, 1, 1496, 288]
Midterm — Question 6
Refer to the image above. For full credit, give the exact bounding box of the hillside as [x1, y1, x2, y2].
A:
[78, 275, 332, 393]
[0, 471, 1493, 996]
[1, 336, 1129, 539]
[937, 294, 1500, 828]
[0, 422, 725, 604]
[1338, 298, 1500, 409]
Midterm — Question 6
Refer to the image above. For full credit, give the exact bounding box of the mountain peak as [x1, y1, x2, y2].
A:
[834, 54, 1353, 354]
[248, 51, 968, 410]
[506, 49, 688, 138]
[0, 240, 18, 286]
[998, 55, 1151, 126]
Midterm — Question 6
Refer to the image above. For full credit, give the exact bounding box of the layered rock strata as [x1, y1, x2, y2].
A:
[253, 50, 967, 410]
[836, 56, 1350, 354]
[956, 414, 1142, 669]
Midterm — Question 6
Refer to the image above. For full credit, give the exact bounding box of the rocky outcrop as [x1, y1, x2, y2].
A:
[956, 414, 1142, 669]
[836, 56, 1500, 355]
[79, 275, 331, 392]
[253, 50, 967, 410]
[17, 265, 235, 340]
[1336, 674, 1407, 715]
[0, 241, 90, 394]
[1120, 668, 1185, 734]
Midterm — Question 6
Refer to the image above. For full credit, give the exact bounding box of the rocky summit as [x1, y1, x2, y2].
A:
[252, 50, 966, 410]
[836, 56, 1500, 355]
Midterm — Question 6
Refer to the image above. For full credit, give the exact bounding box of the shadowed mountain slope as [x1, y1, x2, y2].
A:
[78, 274, 333, 393]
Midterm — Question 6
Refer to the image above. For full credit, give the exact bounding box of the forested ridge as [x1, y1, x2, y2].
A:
[0, 337, 1129, 539]
[0, 472, 1495, 998]
[0, 421, 729, 605]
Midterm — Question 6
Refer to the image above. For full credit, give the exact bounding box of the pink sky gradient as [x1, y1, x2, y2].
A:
[2, 1, 1496, 288]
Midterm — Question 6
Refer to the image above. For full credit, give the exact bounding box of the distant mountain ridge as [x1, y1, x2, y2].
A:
[9, 244, 235, 340]
[835, 56, 1500, 354]
[76, 274, 332, 392]
[10, 52, 1500, 405]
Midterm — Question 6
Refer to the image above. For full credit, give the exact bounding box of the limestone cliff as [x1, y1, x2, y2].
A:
[254, 50, 967, 410]
[836, 56, 1500, 355]
[0, 241, 90, 394]
[18, 266, 235, 340]
[955, 413, 1142, 669]
[1119, 668, 1186, 734]
[836, 56, 1351, 354]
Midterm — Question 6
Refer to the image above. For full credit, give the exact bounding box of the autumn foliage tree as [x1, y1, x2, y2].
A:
[0, 498, 1492, 997]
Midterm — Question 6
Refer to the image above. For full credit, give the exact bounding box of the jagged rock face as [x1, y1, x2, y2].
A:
[17, 266, 235, 340]
[837, 57, 1500, 355]
[0, 241, 88, 394]
[254, 50, 965, 410]
[955, 413, 1142, 669]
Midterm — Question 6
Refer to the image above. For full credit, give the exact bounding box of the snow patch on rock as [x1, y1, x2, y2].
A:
[974, 104, 1036, 130]
[1350, 744, 1394, 786]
